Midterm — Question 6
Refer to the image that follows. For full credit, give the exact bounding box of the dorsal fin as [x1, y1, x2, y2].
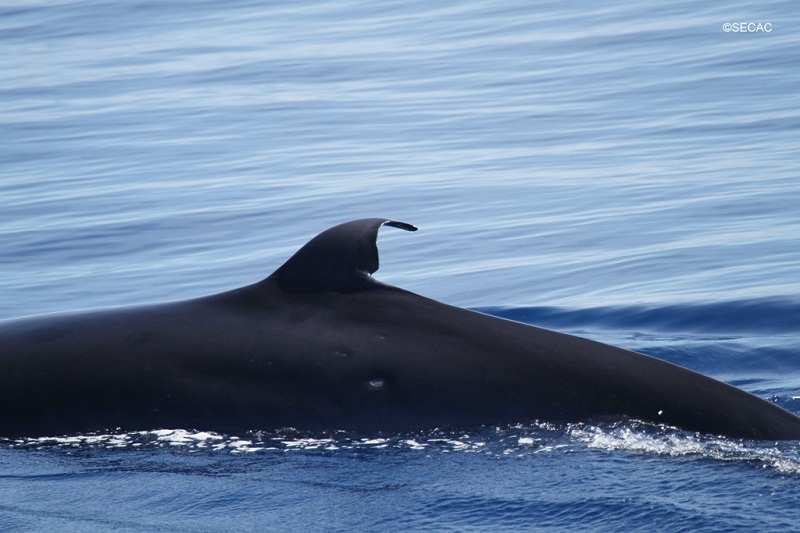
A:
[267, 218, 417, 293]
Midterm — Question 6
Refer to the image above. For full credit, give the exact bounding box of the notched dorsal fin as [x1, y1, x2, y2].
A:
[267, 218, 417, 293]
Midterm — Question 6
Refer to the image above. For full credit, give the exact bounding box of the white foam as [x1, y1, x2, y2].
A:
[571, 424, 800, 475]
[6, 424, 799, 475]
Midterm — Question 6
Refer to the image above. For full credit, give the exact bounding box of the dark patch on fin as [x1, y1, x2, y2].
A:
[267, 218, 417, 293]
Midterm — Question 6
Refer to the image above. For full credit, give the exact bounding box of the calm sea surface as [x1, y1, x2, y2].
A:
[2, 1, 800, 531]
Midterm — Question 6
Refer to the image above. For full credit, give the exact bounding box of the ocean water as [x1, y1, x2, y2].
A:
[2, 0, 800, 531]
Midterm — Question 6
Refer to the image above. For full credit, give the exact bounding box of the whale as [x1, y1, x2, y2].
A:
[2, 218, 800, 440]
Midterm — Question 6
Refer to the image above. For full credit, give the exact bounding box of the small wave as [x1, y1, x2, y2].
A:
[478, 297, 800, 335]
[6, 423, 799, 474]
[4, 429, 266, 453]
[570, 423, 800, 476]
[3, 428, 492, 455]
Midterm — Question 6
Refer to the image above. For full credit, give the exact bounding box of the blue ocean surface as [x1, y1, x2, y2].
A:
[2, 0, 800, 531]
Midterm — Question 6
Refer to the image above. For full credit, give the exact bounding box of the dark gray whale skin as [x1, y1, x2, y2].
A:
[2, 218, 800, 440]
